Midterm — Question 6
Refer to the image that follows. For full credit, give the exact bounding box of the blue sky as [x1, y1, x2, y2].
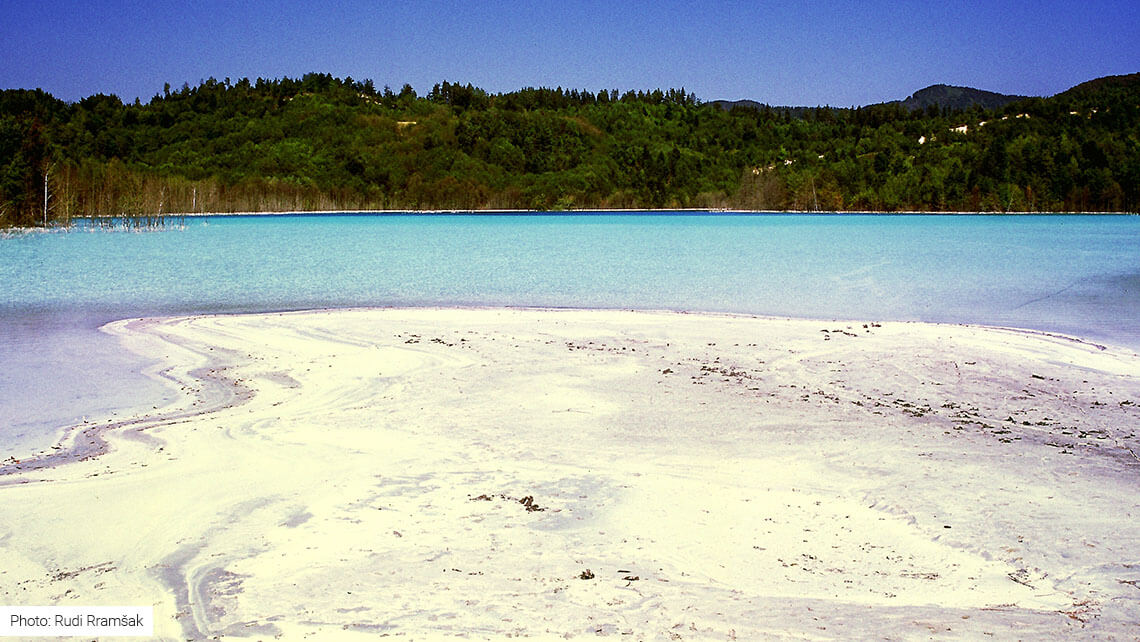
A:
[2, 1, 1137, 106]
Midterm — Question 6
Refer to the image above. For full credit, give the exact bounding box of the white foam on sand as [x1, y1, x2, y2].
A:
[1, 308, 1138, 639]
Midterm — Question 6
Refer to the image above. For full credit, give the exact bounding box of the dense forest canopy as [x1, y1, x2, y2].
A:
[1, 72, 1138, 225]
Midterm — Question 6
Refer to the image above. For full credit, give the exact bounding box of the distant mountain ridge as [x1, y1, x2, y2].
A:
[892, 84, 1027, 111]
[713, 84, 1028, 113]
[708, 100, 825, 117]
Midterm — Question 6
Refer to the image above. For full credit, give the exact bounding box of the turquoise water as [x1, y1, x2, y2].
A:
[3, 212, 1140, 453]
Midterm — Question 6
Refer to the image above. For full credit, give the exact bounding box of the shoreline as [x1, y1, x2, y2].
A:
[2, 307, 1139, 638]
[76, 208, 1140, 217]
[4, 210, 1135, 232]
[2, 306, 1134, 474]
[157, 208, 1140, 216]
[0, 316, 254, 481]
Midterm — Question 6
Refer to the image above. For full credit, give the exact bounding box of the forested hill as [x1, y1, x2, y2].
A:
[2, 72, 1138, 225]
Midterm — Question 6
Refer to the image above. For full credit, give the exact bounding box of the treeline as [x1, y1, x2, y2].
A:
[2, 72, 1138, 225]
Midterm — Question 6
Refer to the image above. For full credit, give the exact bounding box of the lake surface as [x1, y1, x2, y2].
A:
[3, 212, 1139, 454]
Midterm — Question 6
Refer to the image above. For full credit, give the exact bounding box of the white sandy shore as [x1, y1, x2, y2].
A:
[1, 308, 1139, 640]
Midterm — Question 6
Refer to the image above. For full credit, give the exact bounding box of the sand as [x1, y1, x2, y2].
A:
[1, 307, 1139, 640]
